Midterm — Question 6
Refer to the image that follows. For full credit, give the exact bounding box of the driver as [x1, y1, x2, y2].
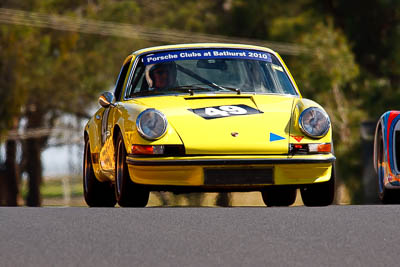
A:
[145, 62, 177, 90]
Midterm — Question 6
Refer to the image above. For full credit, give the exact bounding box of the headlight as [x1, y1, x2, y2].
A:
[136, 109, 168, 140]
[299, 107, 330, 138]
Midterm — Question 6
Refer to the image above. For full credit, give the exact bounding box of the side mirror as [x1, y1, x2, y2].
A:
[98, 92, 115, 108]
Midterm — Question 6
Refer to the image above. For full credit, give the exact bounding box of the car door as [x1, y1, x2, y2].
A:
[99, 56, 133, 177]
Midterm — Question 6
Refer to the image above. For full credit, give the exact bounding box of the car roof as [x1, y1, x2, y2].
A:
[132, 43, 276, 56]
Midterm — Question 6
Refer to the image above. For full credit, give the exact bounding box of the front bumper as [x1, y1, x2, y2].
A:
[126, 154, 335, 187]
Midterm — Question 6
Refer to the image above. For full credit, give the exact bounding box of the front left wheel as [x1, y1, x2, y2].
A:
[300, 166, 335, 206]
[83, 137, 116, 207]
[261, 186, 297, 207]
[115, 133, 149, 207]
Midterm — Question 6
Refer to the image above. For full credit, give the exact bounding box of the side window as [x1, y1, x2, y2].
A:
[129, 61, 146, 96]
[114, 58, 132, 101]
[270, 56, 297, 95]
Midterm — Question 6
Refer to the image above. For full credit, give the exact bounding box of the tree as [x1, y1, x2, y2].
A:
[0, 0, 150, 206]
[0, 21, 33, 206]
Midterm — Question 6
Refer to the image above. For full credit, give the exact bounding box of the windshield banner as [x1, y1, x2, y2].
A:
[142, 49, 272, 65]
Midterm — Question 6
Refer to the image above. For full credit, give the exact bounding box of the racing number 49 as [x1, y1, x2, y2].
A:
[205, 105, 247, 117]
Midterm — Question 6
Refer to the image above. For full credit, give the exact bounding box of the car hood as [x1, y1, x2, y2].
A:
[134, 94, 295, 154]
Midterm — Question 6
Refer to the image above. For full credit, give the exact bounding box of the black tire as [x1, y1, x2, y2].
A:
[377, 132, 400, 204]
[300, 166, 335, 207]
[380, 187, 400, 204]
[115, 133, 149, 207]
[261, 186, 297, 207]
[83, 137, 116, 207]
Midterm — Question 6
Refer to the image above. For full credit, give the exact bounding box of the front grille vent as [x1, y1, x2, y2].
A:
[204, 168, 274, 185]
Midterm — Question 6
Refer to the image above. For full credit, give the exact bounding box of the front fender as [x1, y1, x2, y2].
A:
[85, 109, 104, 155]
[112, 101, 184, 154]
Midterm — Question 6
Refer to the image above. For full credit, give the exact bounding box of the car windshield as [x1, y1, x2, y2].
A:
[126, 48, 298, 97]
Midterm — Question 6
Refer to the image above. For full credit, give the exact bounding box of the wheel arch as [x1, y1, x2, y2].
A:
[113, 124, 124, 153]
[113, 124, 121, 142]
[84, 130, 89, 142]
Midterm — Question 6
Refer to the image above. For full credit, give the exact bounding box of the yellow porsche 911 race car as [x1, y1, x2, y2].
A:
[83, 43, 335, 207]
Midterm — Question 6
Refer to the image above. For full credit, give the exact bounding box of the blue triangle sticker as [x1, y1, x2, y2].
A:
[270, 133, 286, 142]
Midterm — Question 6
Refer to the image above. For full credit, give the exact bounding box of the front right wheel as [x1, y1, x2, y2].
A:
[115, 133, 149, 207]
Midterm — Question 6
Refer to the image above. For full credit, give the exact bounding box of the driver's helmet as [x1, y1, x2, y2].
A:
[145, 62, 177, 90]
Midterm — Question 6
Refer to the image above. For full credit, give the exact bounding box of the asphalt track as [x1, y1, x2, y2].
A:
[1, 205, 400, 267]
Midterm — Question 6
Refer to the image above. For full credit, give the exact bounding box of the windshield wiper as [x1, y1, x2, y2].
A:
[211, 84, 241, 95]
[181, 83, 241, 95]
[167, 85, 214, 96]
